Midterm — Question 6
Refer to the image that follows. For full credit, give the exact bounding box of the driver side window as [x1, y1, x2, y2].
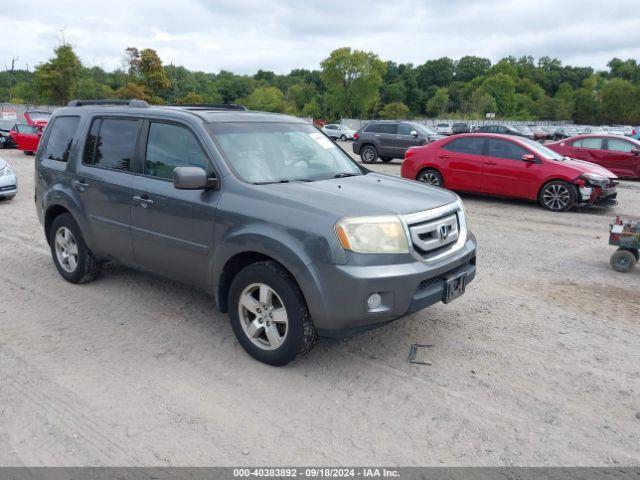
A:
[145, 122, 209, 180]
[398, 124, 414, 135]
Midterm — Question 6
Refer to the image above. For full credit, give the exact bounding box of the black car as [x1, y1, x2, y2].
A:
[0, 119, 17, 149]
[512, 125, 535, 140]
[475, 124, 526, 137]
[352, 121, 444, 163]
[451, 122, 470, 134]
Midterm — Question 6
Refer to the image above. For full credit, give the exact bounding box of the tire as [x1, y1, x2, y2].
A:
[360, 145, 378, 164]
[380, 157, 393, 163]
[25, 151, 34, 156]
[417, 168, 444, 187]
[610, 249, 637, 273]
[49, 213, 101, 284]
[228, 261, 317, 366]
[539, 180, 576, 212]
[340, 134, 347, 141]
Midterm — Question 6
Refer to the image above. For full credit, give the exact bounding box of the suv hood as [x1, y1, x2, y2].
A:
[551, 157, 617, 178]
[258, 173, 458, 218]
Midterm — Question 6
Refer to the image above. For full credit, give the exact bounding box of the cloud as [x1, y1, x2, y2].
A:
[1, 0, 639, 74]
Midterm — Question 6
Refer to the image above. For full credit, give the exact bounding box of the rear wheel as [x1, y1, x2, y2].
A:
[610, 249, 637, 273]
[49, 213, 101, 283]
[539, 180, 576, 212]
[360, 145, 378, 164]
[417, 169, 443, 187]
[228, 261, 317, 366]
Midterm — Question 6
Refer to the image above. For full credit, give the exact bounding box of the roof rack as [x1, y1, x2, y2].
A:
[173, 103, 248, 111]
[66, 99, 150, 108]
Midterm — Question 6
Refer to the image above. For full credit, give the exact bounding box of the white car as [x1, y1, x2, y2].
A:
[0, 157, 17, 200]
[435, 122, 452, 135]
[321, 124, 356, 141]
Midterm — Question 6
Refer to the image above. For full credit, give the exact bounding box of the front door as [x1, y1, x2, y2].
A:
[602, 137, 640, 178]
[393, 123, 423, 158]
[130, 121, 218, 288]
[482, 138, 540, 198]
[438, 136, 485, 192]
[76, 116, 140, 266]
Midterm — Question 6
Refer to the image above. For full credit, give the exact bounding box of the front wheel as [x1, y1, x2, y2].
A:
[228, 261, 317, 366]
[539, 180, 576, 212]
[417, 169, 443, 187]
[360, 145, 378, 164]
[610, 249, 637, 273]
[340, 134, 347, 141]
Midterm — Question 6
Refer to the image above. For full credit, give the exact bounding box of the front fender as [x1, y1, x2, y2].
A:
[212, 224, 331, 324]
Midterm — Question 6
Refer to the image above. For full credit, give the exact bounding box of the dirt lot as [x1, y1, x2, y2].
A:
[0, 145, 639, 467]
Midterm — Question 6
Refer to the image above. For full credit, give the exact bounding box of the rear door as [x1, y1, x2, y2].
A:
[372, 123, 398, 157]
[566, 136, 604, 163]
[482, 138, 540, 198]
[76, 116, 140, 266]
[130, 120, 218, 288]
[602, 137, 640, 177]
[438, 136, 485, 191]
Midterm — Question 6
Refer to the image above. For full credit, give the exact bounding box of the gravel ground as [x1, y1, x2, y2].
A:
[0, 145, 639, 467]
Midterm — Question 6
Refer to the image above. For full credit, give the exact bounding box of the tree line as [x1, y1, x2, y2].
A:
[2, 43, 640, 124]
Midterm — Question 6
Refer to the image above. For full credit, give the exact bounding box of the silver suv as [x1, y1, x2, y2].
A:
[35, 100, 477, 365]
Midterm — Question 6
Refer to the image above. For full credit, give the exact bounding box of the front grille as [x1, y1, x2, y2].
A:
[407, 211, 460, 260]
[417, 261, 471, 291]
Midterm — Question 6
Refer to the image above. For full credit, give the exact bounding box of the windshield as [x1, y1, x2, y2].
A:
[413, 124, 436, 135]
[518, 137, 564, 160]
[0, 120, 14, 130]
[208, 122, 363, 184]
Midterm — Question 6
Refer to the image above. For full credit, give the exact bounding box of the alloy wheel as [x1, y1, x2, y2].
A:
[542, 184, 571, 210]
[54, 226, 79, 273]
[362, 148, 375, 162]
[238, 283, 288, 351]
[419, 171, 441, 186]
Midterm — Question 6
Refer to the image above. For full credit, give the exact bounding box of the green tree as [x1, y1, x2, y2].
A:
[176, 91, 204, 104]
[139, 48, 171, 96]
[600, 78, 637, 124]
[242, 86, 288, 112]
[469, 89, 497, 115]
[33, 44, 82, 104]
[425, 88, 449, 116]
[455, 56, 491, 82]
[379, 102, 410, 119]
[320, 47, 386, 117]
[481, 74, 516, 116]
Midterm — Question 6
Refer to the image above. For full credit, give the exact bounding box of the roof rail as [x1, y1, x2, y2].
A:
[173, 103, 248, 111]
[66, 99, 150, 108]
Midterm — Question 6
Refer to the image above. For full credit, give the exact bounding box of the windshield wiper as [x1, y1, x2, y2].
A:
[333, 172, 359, 178]
[252, 178, 315, 185]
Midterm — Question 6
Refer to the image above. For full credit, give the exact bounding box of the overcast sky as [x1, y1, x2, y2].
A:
[3, 0, 640, 75]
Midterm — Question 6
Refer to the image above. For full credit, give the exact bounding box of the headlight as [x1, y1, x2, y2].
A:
[581, 172, 608, 183]
[335, 216, 409, 254]
[3, 164, 13, 176]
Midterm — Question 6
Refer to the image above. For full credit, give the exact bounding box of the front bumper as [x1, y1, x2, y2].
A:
[578, 181, 618, 207]
[312, 233, 477, 337]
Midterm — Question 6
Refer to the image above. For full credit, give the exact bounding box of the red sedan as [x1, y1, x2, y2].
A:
[401, 133, 618, 212]
[10, 124, 42, 155]
[546, 134, 640, 179]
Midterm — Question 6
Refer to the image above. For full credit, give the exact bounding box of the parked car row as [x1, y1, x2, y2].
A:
[0, 110, 51, 154]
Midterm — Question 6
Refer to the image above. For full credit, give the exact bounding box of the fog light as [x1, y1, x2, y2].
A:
[367, 293, 382, 310]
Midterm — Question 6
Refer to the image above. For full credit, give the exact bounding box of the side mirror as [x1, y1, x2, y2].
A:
[522, 154, 536, 163]
[173, 166, 219, 190]
[410, 130, 419, 137]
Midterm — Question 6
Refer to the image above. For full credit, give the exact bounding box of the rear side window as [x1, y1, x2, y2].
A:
[443, 137, 484, 155]
[84, 118, 139, 171]
[42, 116, 80, 162]
[365, 123, 396, 134]
[572, 137, 603, 149]
[486, 138, 528, 160]
[145, 122, 209, 180]
[607, 138, 636, 153]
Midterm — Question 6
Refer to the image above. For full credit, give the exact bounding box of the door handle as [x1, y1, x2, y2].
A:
[485, 161, 497, 165]
[133, 194, 154, 208]
[72, 179, 89, 191]
[439, 154, 449, 159]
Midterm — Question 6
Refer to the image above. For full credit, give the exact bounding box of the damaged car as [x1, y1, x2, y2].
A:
[402, 133, 618, 212]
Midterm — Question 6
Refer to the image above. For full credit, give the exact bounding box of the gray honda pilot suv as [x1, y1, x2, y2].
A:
[35, 100, 477, 365]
